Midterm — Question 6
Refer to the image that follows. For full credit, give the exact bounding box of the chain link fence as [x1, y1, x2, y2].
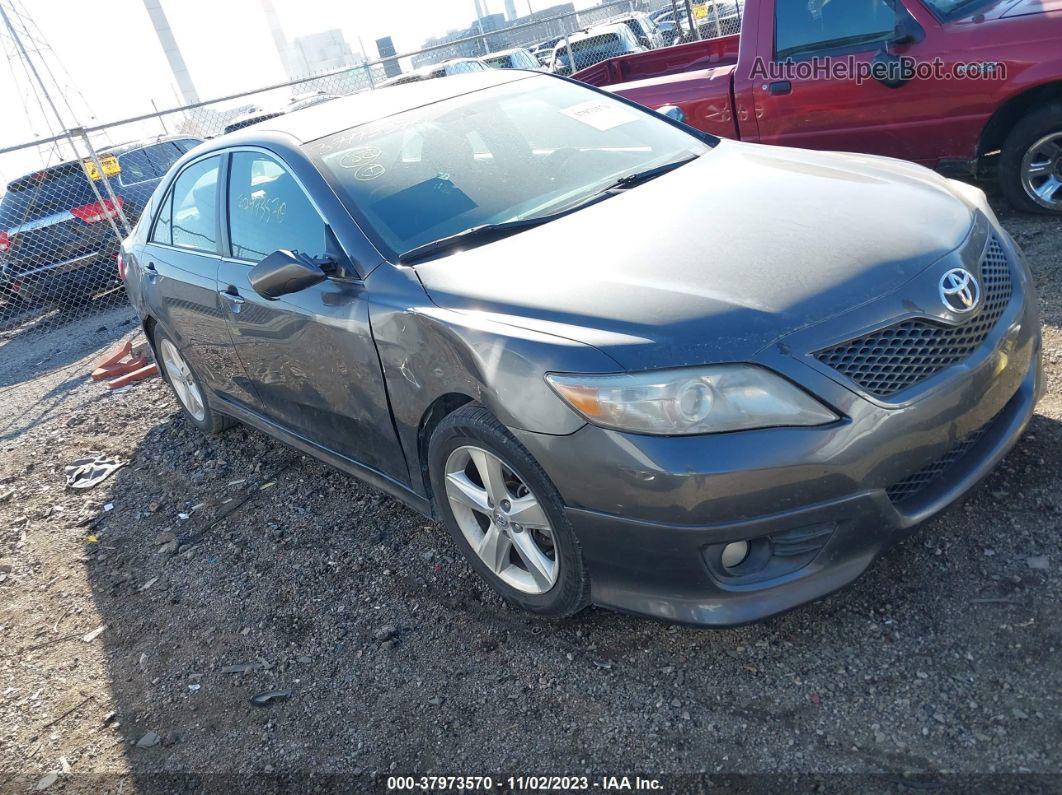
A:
[0, 0, 742, 336]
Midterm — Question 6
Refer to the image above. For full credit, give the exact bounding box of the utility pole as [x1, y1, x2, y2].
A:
[0, 2, 130, 238]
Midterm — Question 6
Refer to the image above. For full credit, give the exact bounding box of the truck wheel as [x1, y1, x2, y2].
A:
[999, 103, 1062, 214]
[428, 404, 590, 619]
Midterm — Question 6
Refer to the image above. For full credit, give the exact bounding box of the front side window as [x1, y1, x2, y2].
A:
[169, 156, 220, 253]
[775, 0, 896, 59]
[227, 152, 327, 262]
[308, 77, 708, 260]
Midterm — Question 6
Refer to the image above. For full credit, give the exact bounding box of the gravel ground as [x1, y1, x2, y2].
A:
[0, 198, 1059, 792]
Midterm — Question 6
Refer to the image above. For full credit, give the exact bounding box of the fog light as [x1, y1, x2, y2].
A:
[720, 540, 750, 570]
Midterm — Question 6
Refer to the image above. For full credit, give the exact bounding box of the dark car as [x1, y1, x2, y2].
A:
[0, 136, 200, 307]
[122, 71, 1042, 627]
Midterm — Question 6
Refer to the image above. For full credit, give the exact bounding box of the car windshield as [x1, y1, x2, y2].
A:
[307, 77, 709, 261]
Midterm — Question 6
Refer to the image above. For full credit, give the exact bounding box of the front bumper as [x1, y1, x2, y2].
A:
[512, 234, 1043, 626]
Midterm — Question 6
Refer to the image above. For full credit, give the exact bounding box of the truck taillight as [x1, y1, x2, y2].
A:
[70, 196, 124, 224]
[116, 252, 126, 281]
[0, 230, 9, 254]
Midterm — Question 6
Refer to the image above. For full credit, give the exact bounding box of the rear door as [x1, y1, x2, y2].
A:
[217, 149, 406, 480]
[141, 154, 258, 406]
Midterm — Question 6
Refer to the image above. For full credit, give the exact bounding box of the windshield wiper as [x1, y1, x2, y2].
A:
[399, 215, 565, 264]
[399, 155, 701, 264]
[604, 154, 701, 191]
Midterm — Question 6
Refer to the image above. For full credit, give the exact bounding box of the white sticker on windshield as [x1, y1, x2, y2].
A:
[561, 100, 639, 131]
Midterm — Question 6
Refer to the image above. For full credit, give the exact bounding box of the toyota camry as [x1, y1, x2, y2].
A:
[121, 70, 1043, 626]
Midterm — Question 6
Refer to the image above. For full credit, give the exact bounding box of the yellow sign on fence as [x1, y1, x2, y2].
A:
[83, 155, 121, 181]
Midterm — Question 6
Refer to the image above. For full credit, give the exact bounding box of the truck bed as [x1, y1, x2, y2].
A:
[571, 35, 740, 88]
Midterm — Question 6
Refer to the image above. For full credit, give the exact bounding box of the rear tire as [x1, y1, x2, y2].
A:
[153, 327, 233, 435]
[998, 103, 1062, 215]
[428, 404, 590, 619]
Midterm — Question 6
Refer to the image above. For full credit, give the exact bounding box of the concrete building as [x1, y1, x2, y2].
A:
[291, 29, 357, 76]
[411, 3, 576, 68]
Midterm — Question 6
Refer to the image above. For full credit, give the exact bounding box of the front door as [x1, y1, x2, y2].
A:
[217, 150, 407, 482]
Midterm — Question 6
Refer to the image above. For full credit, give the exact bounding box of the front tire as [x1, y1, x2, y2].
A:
[999, 103, 1062, 215]
[428, 404, 590, 618]
[153, 327, 233, 435]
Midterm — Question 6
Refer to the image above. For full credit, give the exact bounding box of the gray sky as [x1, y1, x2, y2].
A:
[0, 0, 600, 181]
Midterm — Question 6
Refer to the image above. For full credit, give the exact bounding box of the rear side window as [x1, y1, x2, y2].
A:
[146, 143, 184, 177]
[117, 149, 160, 185]
[168, 157, 220, 253]
[227, 152, 327, 262]
[775, 0, 896, 58]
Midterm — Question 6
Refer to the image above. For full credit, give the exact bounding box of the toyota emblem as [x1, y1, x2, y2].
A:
[939, 268, 981, 314]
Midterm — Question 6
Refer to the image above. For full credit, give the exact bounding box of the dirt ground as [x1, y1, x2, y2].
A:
[0, 196, 1059, 793]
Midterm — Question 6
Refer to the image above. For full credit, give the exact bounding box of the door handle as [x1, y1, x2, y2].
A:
[145, 262, 158, 282]
[768, 81, 793, 96]
[219, 288, 245, 313]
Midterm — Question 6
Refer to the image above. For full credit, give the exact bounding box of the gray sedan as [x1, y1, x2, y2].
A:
[121, 70, 1043, 626]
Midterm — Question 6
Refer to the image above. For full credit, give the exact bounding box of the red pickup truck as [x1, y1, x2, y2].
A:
[574, 0, 1062, 214]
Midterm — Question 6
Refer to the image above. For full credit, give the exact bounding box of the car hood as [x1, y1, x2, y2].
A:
[414, 140, 977, 371]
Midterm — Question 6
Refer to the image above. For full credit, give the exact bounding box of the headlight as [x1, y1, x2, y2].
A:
[545, 365, 838, 435]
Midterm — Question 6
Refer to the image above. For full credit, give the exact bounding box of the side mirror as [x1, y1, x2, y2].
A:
[248, 250, 327, 299]
[889, 14, 925, 48]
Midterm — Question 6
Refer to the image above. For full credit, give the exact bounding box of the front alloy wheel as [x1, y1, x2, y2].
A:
[428, 403, 590, 618]
[444, 445, 559, 594]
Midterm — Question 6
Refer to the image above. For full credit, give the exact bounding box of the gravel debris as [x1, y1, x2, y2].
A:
[0, 200, 1059, 778]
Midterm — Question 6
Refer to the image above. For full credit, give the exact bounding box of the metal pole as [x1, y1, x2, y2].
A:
[711, 0, 721, 38]
[75, 128, 132, 236]
[684, 0, 701, 40]
[151, 99, 169, 134]
[563, 33, 576, 73]
[0, 4, 128, 247]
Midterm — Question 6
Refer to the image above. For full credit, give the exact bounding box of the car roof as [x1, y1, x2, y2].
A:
[250, 70, 533, 144]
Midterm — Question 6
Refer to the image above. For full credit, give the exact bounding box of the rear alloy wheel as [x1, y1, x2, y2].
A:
[154, 328, 233, 434]
[429, 404, 590, 618]
[999, 104, 1062, 215]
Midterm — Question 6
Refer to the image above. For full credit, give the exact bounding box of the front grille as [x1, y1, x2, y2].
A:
[814, 236, 1013, 398]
